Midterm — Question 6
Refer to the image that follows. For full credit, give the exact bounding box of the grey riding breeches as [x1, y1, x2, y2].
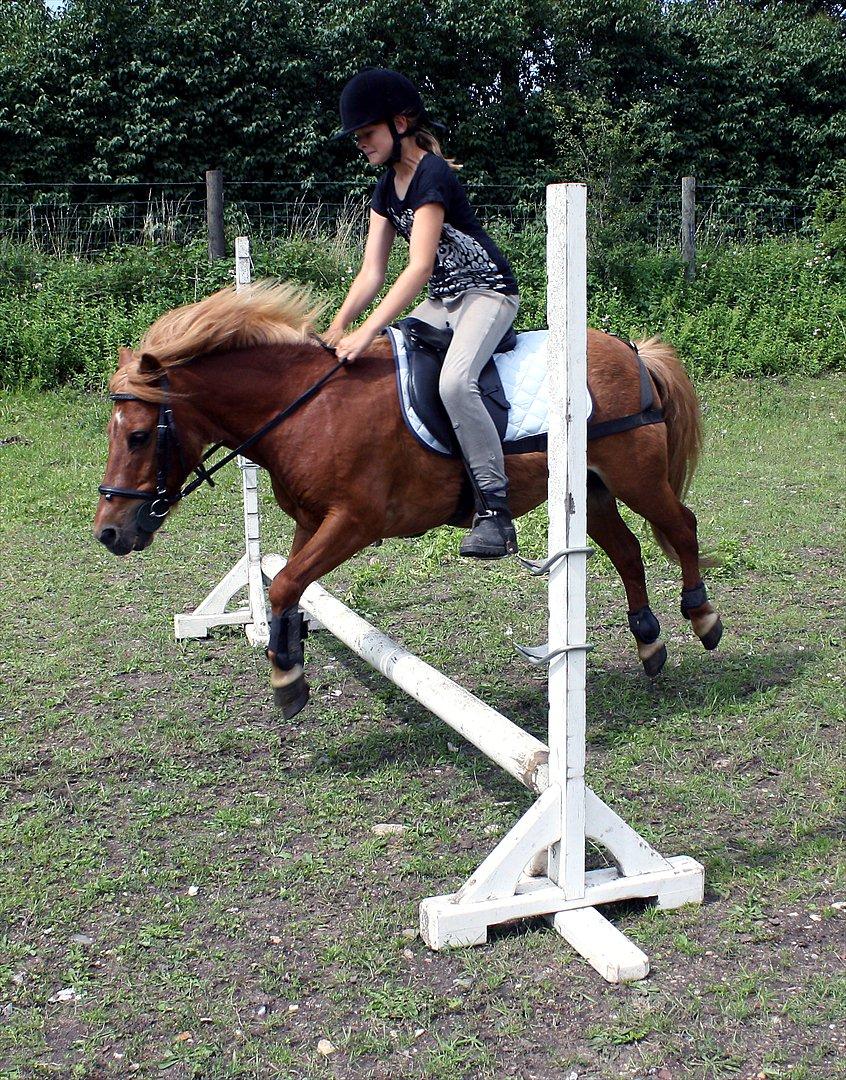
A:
[410, 289, 520, 497]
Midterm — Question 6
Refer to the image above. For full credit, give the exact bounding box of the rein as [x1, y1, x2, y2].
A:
[99, 338, 346, 534]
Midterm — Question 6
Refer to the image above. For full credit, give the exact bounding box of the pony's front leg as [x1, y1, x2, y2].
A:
[266, 514, 374, 717]
[267, 607, 310, 717]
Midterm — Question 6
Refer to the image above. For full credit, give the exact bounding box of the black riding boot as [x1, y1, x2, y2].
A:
[459, 492, 518, 559]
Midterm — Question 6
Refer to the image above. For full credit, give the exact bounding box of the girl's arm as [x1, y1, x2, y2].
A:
[324, 211, 396, 344]
[335, 202, 445, 362]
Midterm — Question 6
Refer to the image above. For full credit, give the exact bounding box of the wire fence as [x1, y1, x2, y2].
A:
[0, 180, 820, 256]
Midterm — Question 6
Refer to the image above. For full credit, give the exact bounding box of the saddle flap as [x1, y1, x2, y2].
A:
[481, 379, 510, 411]
[395, 316, 454, 359]
[396, 318, 510, 452]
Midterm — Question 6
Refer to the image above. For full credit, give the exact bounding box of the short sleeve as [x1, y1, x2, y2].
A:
[371, 175, 389, 217]
[407, 155, 452, 214]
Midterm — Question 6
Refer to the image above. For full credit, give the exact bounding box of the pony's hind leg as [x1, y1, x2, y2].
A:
[614, 470, 723, 655]
[681, 578, 723, 651]
[587, 474, 668, 678]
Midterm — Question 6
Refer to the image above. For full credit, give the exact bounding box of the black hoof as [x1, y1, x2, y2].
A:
[273, 675, 310, 719]
[700, 618, 724, 651]
[642, 644, 668, 679]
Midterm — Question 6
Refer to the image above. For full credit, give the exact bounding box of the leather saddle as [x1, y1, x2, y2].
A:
[394, 317, 517, 453]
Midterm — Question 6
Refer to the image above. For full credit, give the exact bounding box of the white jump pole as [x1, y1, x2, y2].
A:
[263, 555, 549, 792]
[261, 553, 701, 915]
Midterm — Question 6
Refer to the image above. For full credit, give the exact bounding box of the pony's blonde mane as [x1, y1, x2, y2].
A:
[110, 280, 323, 401]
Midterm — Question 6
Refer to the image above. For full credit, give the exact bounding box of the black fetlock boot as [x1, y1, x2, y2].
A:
[459, 492, 518, 559]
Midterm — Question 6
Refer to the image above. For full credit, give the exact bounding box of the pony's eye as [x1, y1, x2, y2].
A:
[129, 430, 151, 449]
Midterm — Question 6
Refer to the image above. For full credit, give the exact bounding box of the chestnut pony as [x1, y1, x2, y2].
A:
[94, 282, 722, 717]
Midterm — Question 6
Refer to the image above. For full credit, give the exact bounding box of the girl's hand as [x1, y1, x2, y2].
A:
[336, 324, 379, 364]
[323, 324, 344, 347]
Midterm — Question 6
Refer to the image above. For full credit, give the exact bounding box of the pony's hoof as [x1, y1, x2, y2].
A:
[274, 675, 310, 718]
[642, 643, 668, 679]
[700, 618, 723, 651]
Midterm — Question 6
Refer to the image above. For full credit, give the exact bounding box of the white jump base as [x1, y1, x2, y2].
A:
[173, 201, 704, 982]
[267, 555, 702, 979]
[174, 455, 271, 646]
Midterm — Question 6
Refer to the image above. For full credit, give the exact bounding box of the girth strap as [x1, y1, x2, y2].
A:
[587, 346, 665, 442]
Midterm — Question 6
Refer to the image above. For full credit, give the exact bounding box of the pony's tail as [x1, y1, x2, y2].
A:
[634, 336, 708, 564]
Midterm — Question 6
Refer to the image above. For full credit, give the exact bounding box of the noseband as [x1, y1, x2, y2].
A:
[99, 344, 347, 534]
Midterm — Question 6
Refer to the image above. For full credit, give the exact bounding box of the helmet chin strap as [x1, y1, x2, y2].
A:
[387, 117, 414, 163]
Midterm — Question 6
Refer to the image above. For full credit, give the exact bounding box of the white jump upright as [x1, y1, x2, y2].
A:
[418, 185, 704, 981]
[174, 236, 272, 647]
[174, 191, 704, 981]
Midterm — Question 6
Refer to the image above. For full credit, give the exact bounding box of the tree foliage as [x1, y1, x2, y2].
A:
[0, 0, 843, 198]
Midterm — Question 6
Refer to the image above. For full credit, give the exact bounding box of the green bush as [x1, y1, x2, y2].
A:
[813, 191, 846, 261]
[1, 226, 844, 390]
[582, 239, 846, 377]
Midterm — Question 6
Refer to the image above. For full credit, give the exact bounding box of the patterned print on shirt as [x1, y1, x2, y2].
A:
[433, 223, 506, 295]
[388, 208, 510, 297]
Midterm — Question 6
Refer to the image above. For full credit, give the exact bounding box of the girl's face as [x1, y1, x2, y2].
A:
[352, 116, 408, 165]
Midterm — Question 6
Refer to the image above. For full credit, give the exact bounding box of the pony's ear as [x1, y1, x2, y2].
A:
[118, 346, 134, 368]
[138, 352, 160, 374]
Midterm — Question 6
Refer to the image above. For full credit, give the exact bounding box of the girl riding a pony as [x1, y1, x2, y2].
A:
[326, 69, 520, 559]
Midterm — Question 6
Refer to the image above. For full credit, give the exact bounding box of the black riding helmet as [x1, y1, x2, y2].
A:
[333, 69, 426, 162]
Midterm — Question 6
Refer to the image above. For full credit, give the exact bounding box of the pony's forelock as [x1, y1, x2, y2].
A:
[108, 365, 166, 403]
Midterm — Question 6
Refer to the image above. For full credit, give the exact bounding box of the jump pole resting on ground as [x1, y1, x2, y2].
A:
[174, 190, 704, 982]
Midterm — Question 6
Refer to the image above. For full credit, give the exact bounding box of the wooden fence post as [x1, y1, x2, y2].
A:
[206, 170, 225, 260]
[681, 175, 696, 280]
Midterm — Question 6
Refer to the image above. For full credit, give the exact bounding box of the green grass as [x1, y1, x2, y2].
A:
[0, 375, 844, 1078]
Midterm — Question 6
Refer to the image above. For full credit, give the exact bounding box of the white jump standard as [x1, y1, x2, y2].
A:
[419, 185, 702, 980]
[265, 561, 703, 983]
[174, 190, 704, 982]
[174, 237, 273, 647]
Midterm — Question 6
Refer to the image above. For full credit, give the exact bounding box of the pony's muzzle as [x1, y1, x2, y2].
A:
[94, 517, 154, 555]
[95, 524, 133, 555]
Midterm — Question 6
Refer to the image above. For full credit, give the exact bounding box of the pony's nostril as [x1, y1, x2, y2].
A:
[98, 527, 118, 549]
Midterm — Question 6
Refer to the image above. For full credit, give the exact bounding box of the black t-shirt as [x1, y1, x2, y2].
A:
[371, 153, 518, 300]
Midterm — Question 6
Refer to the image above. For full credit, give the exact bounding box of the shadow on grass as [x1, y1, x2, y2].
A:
[298, 640, 817, 785]
[585, 644, 817, 745]
[704, 822, 846, 880]
[312, 722, 525, 806]
[291, 651, 536, 801]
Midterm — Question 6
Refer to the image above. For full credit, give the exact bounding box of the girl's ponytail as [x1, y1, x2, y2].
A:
[402, 112, 462, 170]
